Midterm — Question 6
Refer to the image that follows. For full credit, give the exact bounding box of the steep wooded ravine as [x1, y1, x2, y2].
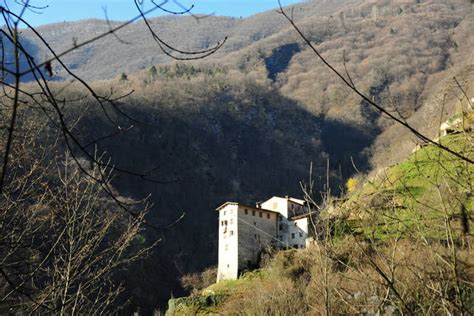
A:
[7, 0, 473, 311]
[62, 73, 375, 309]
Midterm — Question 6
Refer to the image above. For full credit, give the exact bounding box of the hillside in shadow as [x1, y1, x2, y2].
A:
[15, 0, 473, 169]
[1, 35, 53, 83]
[63, 73, 374, 309]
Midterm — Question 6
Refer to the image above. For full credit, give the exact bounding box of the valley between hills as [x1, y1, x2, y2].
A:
[1, 0, 473, 314]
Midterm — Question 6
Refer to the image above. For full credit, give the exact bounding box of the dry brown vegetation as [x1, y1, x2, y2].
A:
[221, 240, 472, 315]
[171, 238, 472, 315]
[0, 109, 153, 313]
[3, 0, 473, 312]
[180, 266, 217, 296]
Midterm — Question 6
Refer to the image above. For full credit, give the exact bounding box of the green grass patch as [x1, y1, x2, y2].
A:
[341, 133, 474, 241]
[203, 269, 266, 296]
[168, 269, 274, 314]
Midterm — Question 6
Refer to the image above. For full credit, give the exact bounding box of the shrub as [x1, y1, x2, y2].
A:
[346, 177, 359, 193]
[180, 266, 217, 295]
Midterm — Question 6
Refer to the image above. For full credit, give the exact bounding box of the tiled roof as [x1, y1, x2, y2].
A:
[288, 197, 305, 205]
[290, 211, 319, 221]
[215, 201, 278, 213]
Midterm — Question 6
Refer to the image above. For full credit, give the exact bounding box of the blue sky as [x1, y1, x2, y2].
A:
[5, 0, 303, 26]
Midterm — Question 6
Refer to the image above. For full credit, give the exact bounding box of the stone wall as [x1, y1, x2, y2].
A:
[237, 206, 277, 272]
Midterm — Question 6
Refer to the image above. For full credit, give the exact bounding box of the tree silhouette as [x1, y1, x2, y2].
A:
[0, 0, 224, 312]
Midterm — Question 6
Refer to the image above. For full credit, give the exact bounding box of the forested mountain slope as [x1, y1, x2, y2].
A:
[20, 0, 356, 80]
[4, 0, 473, 311]
[57, 69, 362, 308]
[18, 0, 473, 166]
[167, 85, 474, 316]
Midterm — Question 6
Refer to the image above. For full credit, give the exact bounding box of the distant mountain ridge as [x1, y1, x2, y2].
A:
[18, 0, 360, 80]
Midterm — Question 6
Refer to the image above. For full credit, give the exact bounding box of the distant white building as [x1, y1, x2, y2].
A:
[216, 196, 319, 282]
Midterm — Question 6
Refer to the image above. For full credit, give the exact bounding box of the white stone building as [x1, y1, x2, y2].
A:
[216, 196, 318, 282]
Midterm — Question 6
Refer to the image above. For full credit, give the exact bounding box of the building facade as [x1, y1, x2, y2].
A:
[260, 196, 308, 249]
[216, 196, 318, 282]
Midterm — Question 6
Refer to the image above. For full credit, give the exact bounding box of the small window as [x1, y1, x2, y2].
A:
[230, 219, 234, 225]
[278, 215, 283, 221]
[254, 234, 257, 239]
[267, 213, 270, 219]
[259, 212, 262, 217]
[299, 232, 303, 237]
[279, 224, 283, 231]
[252, 210, 256, 216]
[254, 222, 256, 226]
[291, 233, 295, 239]
[230, 230, 234, 236]
[245, 209, 248, 215]
[224, 211, 226, 215]
[227, 264, 230, 268]
[225, 244, 228, 251]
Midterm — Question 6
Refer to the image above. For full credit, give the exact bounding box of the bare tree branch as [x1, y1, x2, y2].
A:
[277, 0, 474, 165]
